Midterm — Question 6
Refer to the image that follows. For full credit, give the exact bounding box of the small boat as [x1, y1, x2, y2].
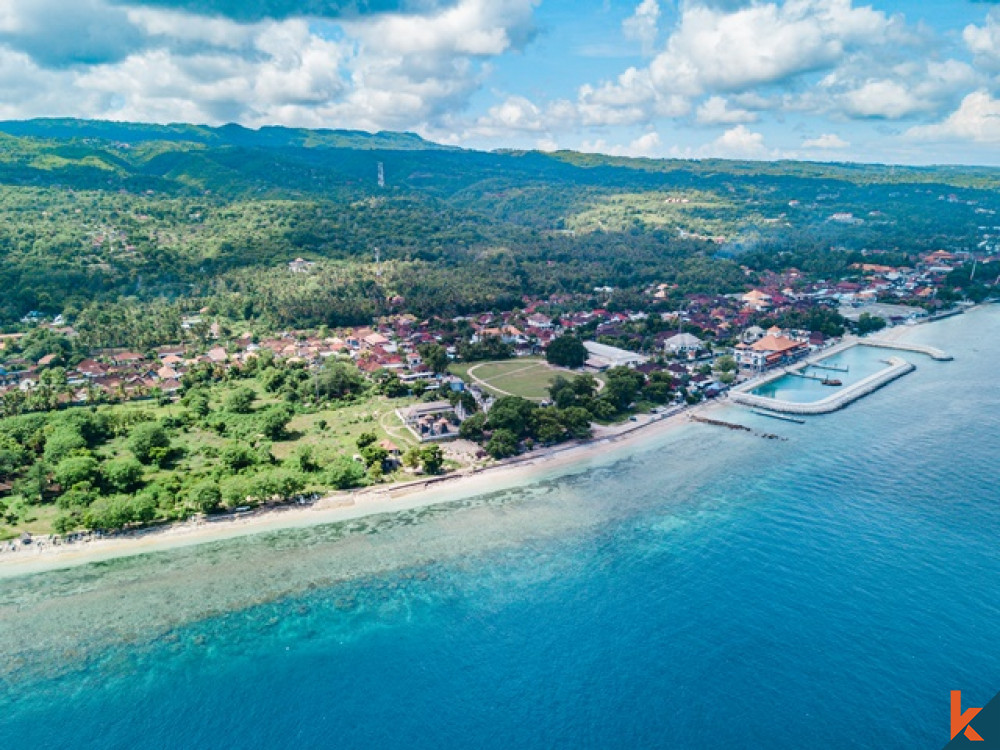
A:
[821, 377, 843, 386]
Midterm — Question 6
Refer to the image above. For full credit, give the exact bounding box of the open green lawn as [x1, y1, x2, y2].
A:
[461, 358, 565, 401]
[451, 358, 608, 402]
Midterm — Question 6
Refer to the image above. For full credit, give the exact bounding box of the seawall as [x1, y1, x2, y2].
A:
[730, 357, 916, 415]
[858, 339, 953, 361]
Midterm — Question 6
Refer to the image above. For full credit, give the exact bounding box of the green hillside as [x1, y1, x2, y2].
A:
[0, 118, 996, 337]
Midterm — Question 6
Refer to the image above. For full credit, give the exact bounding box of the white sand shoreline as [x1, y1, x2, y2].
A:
[0, 402, 721, 578]
[4, 306, 975, 579]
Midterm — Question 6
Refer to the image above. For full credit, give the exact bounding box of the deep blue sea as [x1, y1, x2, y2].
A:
[2, 308, 999, 749]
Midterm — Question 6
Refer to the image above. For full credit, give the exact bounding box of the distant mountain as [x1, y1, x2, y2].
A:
[0, 118, 450, 152]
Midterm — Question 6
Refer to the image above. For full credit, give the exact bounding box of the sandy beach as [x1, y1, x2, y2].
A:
[0, 401, 723, 578]
[4, 306, 973, 579]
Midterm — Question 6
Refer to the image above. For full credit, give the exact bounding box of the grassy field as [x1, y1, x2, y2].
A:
[455, 358, 567, 401]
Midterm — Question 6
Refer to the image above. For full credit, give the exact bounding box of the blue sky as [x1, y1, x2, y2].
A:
[0, 0, 999, 164]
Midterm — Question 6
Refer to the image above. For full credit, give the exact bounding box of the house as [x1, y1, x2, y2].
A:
[583, 341, 650, 371]
[379, 440, 401, 457]
[206, 346, 228, 364]
[288, 257, 315, 273]
[741, 290, 772, 311]
[397, 401, 461, 441]
[525, 313, 553, 330]
[112, 351, 145, 365]
[662, 333, 703, 355]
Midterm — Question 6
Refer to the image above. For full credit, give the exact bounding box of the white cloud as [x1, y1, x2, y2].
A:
[907, 90, 1000, 144]
[709, 125, 770, 158]
[648, 0, 893, 95]
[821, 58, 980, 120]
[574, 0, 900, 129]
[0, 0, 541, 133]
[581, 131, 662, 158]
[345, 0, 538, 57]
[695, 96, 757, 125]
[622, 0, 661, 56]
[802, 133, 849, 149]
[669, 125, 778, 159]
[964, 11, 1000, 73]
[841, 79, 923, 119]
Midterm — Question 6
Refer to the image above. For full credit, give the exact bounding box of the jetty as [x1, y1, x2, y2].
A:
[789, 371, 826, 382]
[730, 356, 916, 415]
[859, 339, 953, 361]
[809, 362, 849, 372]
[752, 410, 806, 424]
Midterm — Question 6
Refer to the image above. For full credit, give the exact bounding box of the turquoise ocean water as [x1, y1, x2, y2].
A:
[1, 308, 999, 749]
[752, 342, 912, 402]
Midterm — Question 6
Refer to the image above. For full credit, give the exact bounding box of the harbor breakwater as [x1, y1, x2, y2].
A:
[730, 357, 916, 415]
[857, 339, 953, 361]
[730, 335, 953, 415]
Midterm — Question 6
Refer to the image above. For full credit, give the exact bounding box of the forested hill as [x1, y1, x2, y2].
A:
[0, 119, 446, 152]
[0, 118, 997, 341]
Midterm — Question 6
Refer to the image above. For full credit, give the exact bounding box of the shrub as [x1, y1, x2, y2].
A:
[224, 387, 256, 414]
[419, 445, 444, 475]
[54, 455, 101, 489]
[102, 457, 144, 493]
[188, 480, 222, 513]
[251, 469, 305, 502]
[128, 423, 170, 464]
[257, 405, 294, 440]
[43, 427, 87, 465]
[221, 442, 257, 474]
[486, 428, 519, 459]
[545, 336, 588, 368]
[325, 456, 367, 490]
[84, 496, 135, 531]
[220, 475, 255, 508]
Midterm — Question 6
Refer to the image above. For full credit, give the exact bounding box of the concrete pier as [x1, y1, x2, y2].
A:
[730, 357, 916, 415]
[858, 339, 953, 361]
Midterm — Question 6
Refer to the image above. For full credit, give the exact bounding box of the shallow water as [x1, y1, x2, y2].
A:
[2, 307, 999, 749]
[751, 342, 928, 402]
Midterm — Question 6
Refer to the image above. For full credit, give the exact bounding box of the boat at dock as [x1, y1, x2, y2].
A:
[821, 377, 843, 386]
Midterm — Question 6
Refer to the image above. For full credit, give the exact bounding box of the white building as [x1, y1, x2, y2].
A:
[583, 341, 649, 371]
[662, 333, 703, 354]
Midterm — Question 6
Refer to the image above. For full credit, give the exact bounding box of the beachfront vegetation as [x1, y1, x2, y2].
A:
[0, 356, 433, 537]
[453, 367, 681, 459]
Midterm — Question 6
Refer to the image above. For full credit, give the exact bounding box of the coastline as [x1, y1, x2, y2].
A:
[0, 401, 722, 578]
[3, 307, 978, 578]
